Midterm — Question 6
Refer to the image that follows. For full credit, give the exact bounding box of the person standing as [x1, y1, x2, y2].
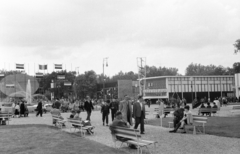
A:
[101, 100, 110, 126]
[12, 102, 16, 118]
[133, 95, 145, 134]
[119, 95, 132, 126]
[110, 99, 119, 121]
[20, 101, 25, 117]
[84, 96, 94, 121]
[15, 103, 20, 118]
[36, 101, 43, 117]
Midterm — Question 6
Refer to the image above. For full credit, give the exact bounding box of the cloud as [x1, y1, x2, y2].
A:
[0, 0, 240, 76]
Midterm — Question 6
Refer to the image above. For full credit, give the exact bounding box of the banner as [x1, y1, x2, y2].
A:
[64, 82, 72, 86]
[6, 84, 15, 88]
[36, 73, 44, 78]
[57, 75, 65, 80]
[16, 64, 24, 69]
[39, 64, 48, 70]
[0, 74, 4, 78]
[55, 64, 62, 69]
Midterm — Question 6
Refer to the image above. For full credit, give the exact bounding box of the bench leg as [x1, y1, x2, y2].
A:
[193, 126, 196, 135]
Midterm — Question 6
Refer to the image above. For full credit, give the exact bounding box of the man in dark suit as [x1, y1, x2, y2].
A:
[133, 95, 145, 134]
[84, 96, 94, 121]
[110, 99, 119, 121]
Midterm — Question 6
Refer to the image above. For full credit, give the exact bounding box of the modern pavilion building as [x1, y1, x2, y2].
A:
[143, 75, 235, 103]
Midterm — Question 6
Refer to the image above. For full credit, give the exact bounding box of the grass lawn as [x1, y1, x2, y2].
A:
[0, 124, 127, 154]
[147, 115, 240, 138]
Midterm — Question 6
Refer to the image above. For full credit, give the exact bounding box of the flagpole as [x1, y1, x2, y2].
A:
[34, 63, 35, 98]
[15, 63, 16, 99]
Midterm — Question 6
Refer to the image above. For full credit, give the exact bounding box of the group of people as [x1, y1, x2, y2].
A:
[11, 101, 29, 118]
[105, 95, 146, 135]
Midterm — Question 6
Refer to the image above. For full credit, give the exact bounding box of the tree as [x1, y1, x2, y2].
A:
[74, 70, 97, 99]
[185, 63, 231, 76]
[40, 71, 76, 99]
[110, 71, 138, 82]
[146, 65, 179, 77]
[234, 39, 240, 53]
[233, 62, 240, 73]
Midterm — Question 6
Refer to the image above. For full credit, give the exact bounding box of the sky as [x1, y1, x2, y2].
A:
[0, 0, 240, 76]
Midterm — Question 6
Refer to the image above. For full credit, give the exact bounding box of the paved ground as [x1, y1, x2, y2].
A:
[8, 105, 240, 154]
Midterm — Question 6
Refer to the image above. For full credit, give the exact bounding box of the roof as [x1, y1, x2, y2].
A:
[140, 75, 234, 80]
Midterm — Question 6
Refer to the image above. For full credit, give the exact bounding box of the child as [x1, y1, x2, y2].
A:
[69, 111, 76, 118]
[101, 100, 110, 126]
[179, 106, 192, 133]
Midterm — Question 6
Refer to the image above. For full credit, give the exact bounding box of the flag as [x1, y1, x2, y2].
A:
[57, 75, 65, 80]
[36, 73, 44, 78]
[16, 64, 24, 69]
[64, 82, 72, 86]
[6, 84, 15, 88]
[55, 64, 62, 69]
[39, 65, 48, 70]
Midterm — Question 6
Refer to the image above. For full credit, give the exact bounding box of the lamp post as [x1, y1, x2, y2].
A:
[103, 57, 108, 101]
[190, 77, 194, 102]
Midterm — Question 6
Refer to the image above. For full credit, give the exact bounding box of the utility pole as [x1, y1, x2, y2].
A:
[137, 57, 146, 97]
[103, 57, 108, 101]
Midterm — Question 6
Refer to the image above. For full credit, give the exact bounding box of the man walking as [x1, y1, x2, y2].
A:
[84, 96, 94, 121]
[36, 100, 43, 117]
[110, 99, 119, 121]
[133, 95, 145, 134]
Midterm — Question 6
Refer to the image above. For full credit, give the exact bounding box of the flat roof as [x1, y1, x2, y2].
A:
[140, 75, 234, 80]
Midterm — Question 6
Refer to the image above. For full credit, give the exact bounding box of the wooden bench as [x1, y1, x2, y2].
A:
[67, 118, 95, 136]
[231, 106, 240, 113]
[144, 111, 150, 124]
[198, 108, 219, 116]
[51, 114, 66, 129]
[110, 126, 158, 154]
[153, 108, 175, 118]
[0, 112, 12, 125]
[185, 115, 208, 134]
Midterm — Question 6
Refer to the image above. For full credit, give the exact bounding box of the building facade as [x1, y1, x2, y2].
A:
[143, 75, 235, 103]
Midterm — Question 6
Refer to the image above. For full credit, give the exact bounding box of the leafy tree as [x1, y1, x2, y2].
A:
[185, 63, 232, 75]
[233, 62, 240, 73]
[146, 66, 179, 77]
[110, 71, 138, 82]
[73, 70, 97, 99]
[39, 71, 76, 99]
[234, 39, 240, 53]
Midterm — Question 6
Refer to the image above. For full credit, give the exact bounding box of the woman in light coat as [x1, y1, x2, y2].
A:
[119, 96, 132, 126]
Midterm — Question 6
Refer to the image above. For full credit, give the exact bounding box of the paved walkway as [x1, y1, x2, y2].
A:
[9, 105, 240, 154]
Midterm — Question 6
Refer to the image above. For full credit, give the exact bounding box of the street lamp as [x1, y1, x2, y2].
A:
[190, 77, 194, 103]
[103, 57, 108, 101]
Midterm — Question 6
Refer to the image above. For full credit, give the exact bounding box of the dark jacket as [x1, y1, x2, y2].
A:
[37, 102, 42, 111]
[101, 104, 110, 114]
[84, 101, 94, 112]
[110, 101, 119, 111]
[173, 108, 184, 121]
[133, 102, 145, 118]
[109, 119, 128, 134]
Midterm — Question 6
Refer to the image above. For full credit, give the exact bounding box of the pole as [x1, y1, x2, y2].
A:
[103, 59, 105, 101]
